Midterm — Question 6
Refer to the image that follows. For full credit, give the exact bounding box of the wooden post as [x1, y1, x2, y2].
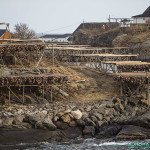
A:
[50, 86, 53, 103]
[62, 84, 64, 98]
[52, 44, 54, 66]
[120, 83, 123, 96]
[8, 86, 10, 105]
[43, 85, 44, 99]
[23, 85, 25, 103]
[147, 72, 150, 105]
[106, 63, 108, 72]
[113, 64, 116, 73]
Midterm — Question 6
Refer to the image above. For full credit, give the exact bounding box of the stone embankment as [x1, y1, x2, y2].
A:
[0, 97, 150, 143]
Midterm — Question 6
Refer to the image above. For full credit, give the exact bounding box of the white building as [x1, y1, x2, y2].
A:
[132, 6, 150, 24]
[120, 19, 132, 28]
[40, 34, 71, 42]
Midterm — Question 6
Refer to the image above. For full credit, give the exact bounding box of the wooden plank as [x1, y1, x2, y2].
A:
[74, 54, 138, 57]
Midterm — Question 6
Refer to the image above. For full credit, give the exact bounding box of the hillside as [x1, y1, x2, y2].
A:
[72, 27, 120, 46]
[113, 26, 150, 47]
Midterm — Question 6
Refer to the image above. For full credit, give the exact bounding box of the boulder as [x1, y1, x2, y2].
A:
[0, 119, 3, 127]
[35, 121, 47, 130]
[93, 113, 103, 121]
[84, 118, 96, 127]
[71, 110, 82, 120]
[101, 100, 114, 108]
[57, 112, 65, 117]
[117, 125, 150, 139]
[64, 127, 82, 139]
[69, 121, 77, 127]
[21, 122, 33, 129]
[125, 111, 150, 128]
[64, 109, 72, 114]
[29, 112, 46, 125]
[83, 126, 95, 138]
[53, 116, 59, 122]
[90, 116, 98, 123]
[97, 125, 122, 139]
[85, 106, 92, 112]
[55, 121, 69, 130]
[17, 109, 24, 115]
[76, 119, 85, 127]
[82, 112, 89, 119]
[13, 115, 24, 125]
[105, 116, 111, 122]
[2, 117, 14, 126]
[61, 114, 71, 123]
[96, 121, 104, 127]
[42, 115, 57, 130]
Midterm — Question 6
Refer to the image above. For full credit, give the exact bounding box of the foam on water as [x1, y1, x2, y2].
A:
[1, 139, 150, 150]
[93, 141, 130, 147]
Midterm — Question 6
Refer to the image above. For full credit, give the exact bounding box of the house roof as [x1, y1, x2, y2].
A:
[132, 6, 150, 18]
[72, 22, 119, 35]
[0, 29, 6, 38]
[40, 34, 71, 38]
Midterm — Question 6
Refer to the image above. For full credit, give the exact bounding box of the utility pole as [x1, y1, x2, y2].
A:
[108, 15, 111, 23]
[52, 43, 54, 66]
[83, 19, 85, 29]
[42, 33, 44, 42]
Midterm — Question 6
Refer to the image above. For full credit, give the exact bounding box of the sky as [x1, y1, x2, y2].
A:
[0, 0, 150, 34]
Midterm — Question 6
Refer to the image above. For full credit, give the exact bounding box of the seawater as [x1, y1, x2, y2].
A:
[1, 138, 150, 150]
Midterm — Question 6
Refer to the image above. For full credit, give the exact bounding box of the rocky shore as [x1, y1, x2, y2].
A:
[0, 97, 150, 144]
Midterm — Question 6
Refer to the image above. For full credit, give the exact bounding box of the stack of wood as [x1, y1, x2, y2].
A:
[0, 44, 45, 66]
[118, 64, 150, 72]
[114, 75, 146, 84]
[0, 44, 45, 54]
[0, 74, 68, 86]
[113, 72, 149, 84]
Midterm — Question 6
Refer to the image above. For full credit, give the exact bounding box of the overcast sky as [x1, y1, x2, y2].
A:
[0, 0, 150, 34]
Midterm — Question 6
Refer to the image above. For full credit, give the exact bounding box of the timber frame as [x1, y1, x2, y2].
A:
[0, 43, 69, 105]
[114, 72, 150, 104]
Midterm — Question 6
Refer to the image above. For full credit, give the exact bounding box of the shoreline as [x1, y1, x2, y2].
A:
[0, 97, 150, 144]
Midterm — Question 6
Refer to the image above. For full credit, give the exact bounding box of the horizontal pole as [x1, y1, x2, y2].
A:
[0, 84, 65, 87]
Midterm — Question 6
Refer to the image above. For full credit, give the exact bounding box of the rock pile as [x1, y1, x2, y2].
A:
[0, 97, 149, 140]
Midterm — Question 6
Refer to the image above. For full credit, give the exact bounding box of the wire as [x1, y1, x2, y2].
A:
[39, 21, 81, 34]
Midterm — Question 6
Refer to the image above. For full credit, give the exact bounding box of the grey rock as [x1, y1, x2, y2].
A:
[101, 100, 114, 108]
[84, 118, 96, 127]
[69, 121, 77, 127]
[0, 119, 3, 127]
[13, 115, 24, 125]
[105, 116, 111, 122]
[53, 116, 59, 122]
[85, 106, 92, 112]
[2, 117, 14, 126]
[90, 116, 98, 123]
[65, 127, 82, 139]
[61, 114, 71, 123]
[117, 125, 150, 139]
[42, 115, 57, 130]
[35, 121, 47, 129]
[21, 122, 33, 129]
[55, 121, 69, 130]
[80, 84, 86, 89]
[93, 113, 103, 121]
[97, 125, 122, 139]
[76, 119, 85, 127]
[82, 112, 89, 119]
[97, 121, 104, 127]
[29, 112, 46, 125]
[83, 126, 95, 138]
[71, 110, 82, 120]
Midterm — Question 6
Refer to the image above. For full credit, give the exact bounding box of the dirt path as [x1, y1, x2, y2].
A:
[70, 66, 120, 103]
